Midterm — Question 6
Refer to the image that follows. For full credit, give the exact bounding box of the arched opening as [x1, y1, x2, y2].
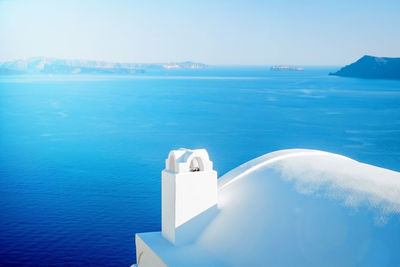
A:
[189, 157, 204, 172]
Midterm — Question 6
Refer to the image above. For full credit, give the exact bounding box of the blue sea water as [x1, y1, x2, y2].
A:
[0, 67, 399, 266]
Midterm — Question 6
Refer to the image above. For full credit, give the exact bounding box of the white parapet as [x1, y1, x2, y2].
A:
[135, 234, 167, 267]
[161, 148, 217, 245]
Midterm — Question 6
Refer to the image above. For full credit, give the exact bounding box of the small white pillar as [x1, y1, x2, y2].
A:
[161, 148, 217, 244]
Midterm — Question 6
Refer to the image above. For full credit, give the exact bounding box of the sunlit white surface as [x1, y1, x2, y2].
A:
[136, 149, 400, 267]
[162, 148, 217, 244]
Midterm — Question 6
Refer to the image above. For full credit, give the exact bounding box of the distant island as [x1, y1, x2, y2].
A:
[0, 57, 208, 75]
[330, 55, 400, 80]
[271, 65, 304, 71]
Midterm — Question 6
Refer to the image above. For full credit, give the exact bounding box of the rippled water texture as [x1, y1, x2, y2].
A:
[1, 67, 399, 265]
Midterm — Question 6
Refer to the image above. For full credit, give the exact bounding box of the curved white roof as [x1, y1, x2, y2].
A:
[137, 149, 400, 266]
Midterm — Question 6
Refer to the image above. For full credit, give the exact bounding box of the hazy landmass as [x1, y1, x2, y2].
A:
[270, 65, 304, 71]
[330, 55, 400, 80]
[0, 68, 24, 75]
[0, 57, 208, 75]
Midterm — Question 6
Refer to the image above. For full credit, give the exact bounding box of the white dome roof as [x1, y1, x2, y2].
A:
[137, 149, 400, 266]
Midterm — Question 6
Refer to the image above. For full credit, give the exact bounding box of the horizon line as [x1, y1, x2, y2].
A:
[0, 56, 344, 67]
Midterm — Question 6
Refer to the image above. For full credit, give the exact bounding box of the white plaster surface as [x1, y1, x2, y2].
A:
[137, 149, 400, 267]
[135, 234, 167, 267]
[162, 148, 217, 244]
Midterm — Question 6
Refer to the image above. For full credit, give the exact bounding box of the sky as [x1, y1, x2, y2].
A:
[0, 0, 399, 65]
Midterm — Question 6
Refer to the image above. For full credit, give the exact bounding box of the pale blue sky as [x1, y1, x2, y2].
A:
[0, 0, 399, 65]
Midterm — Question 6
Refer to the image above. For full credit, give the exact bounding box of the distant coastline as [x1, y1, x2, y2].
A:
[270, 65, 304, 71]
[330, 55, 400, 80]
[0, 57, 208, 75]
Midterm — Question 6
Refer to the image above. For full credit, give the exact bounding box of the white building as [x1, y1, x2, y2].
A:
[134, 148, 400, 267]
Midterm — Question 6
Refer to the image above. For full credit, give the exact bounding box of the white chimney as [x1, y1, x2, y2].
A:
[161, 148, 217, 245]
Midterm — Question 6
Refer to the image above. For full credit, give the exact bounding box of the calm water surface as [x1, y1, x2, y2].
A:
[1, 67, 400, 265]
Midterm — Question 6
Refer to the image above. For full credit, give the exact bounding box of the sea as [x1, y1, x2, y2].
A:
[1, 67, 399, 266]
